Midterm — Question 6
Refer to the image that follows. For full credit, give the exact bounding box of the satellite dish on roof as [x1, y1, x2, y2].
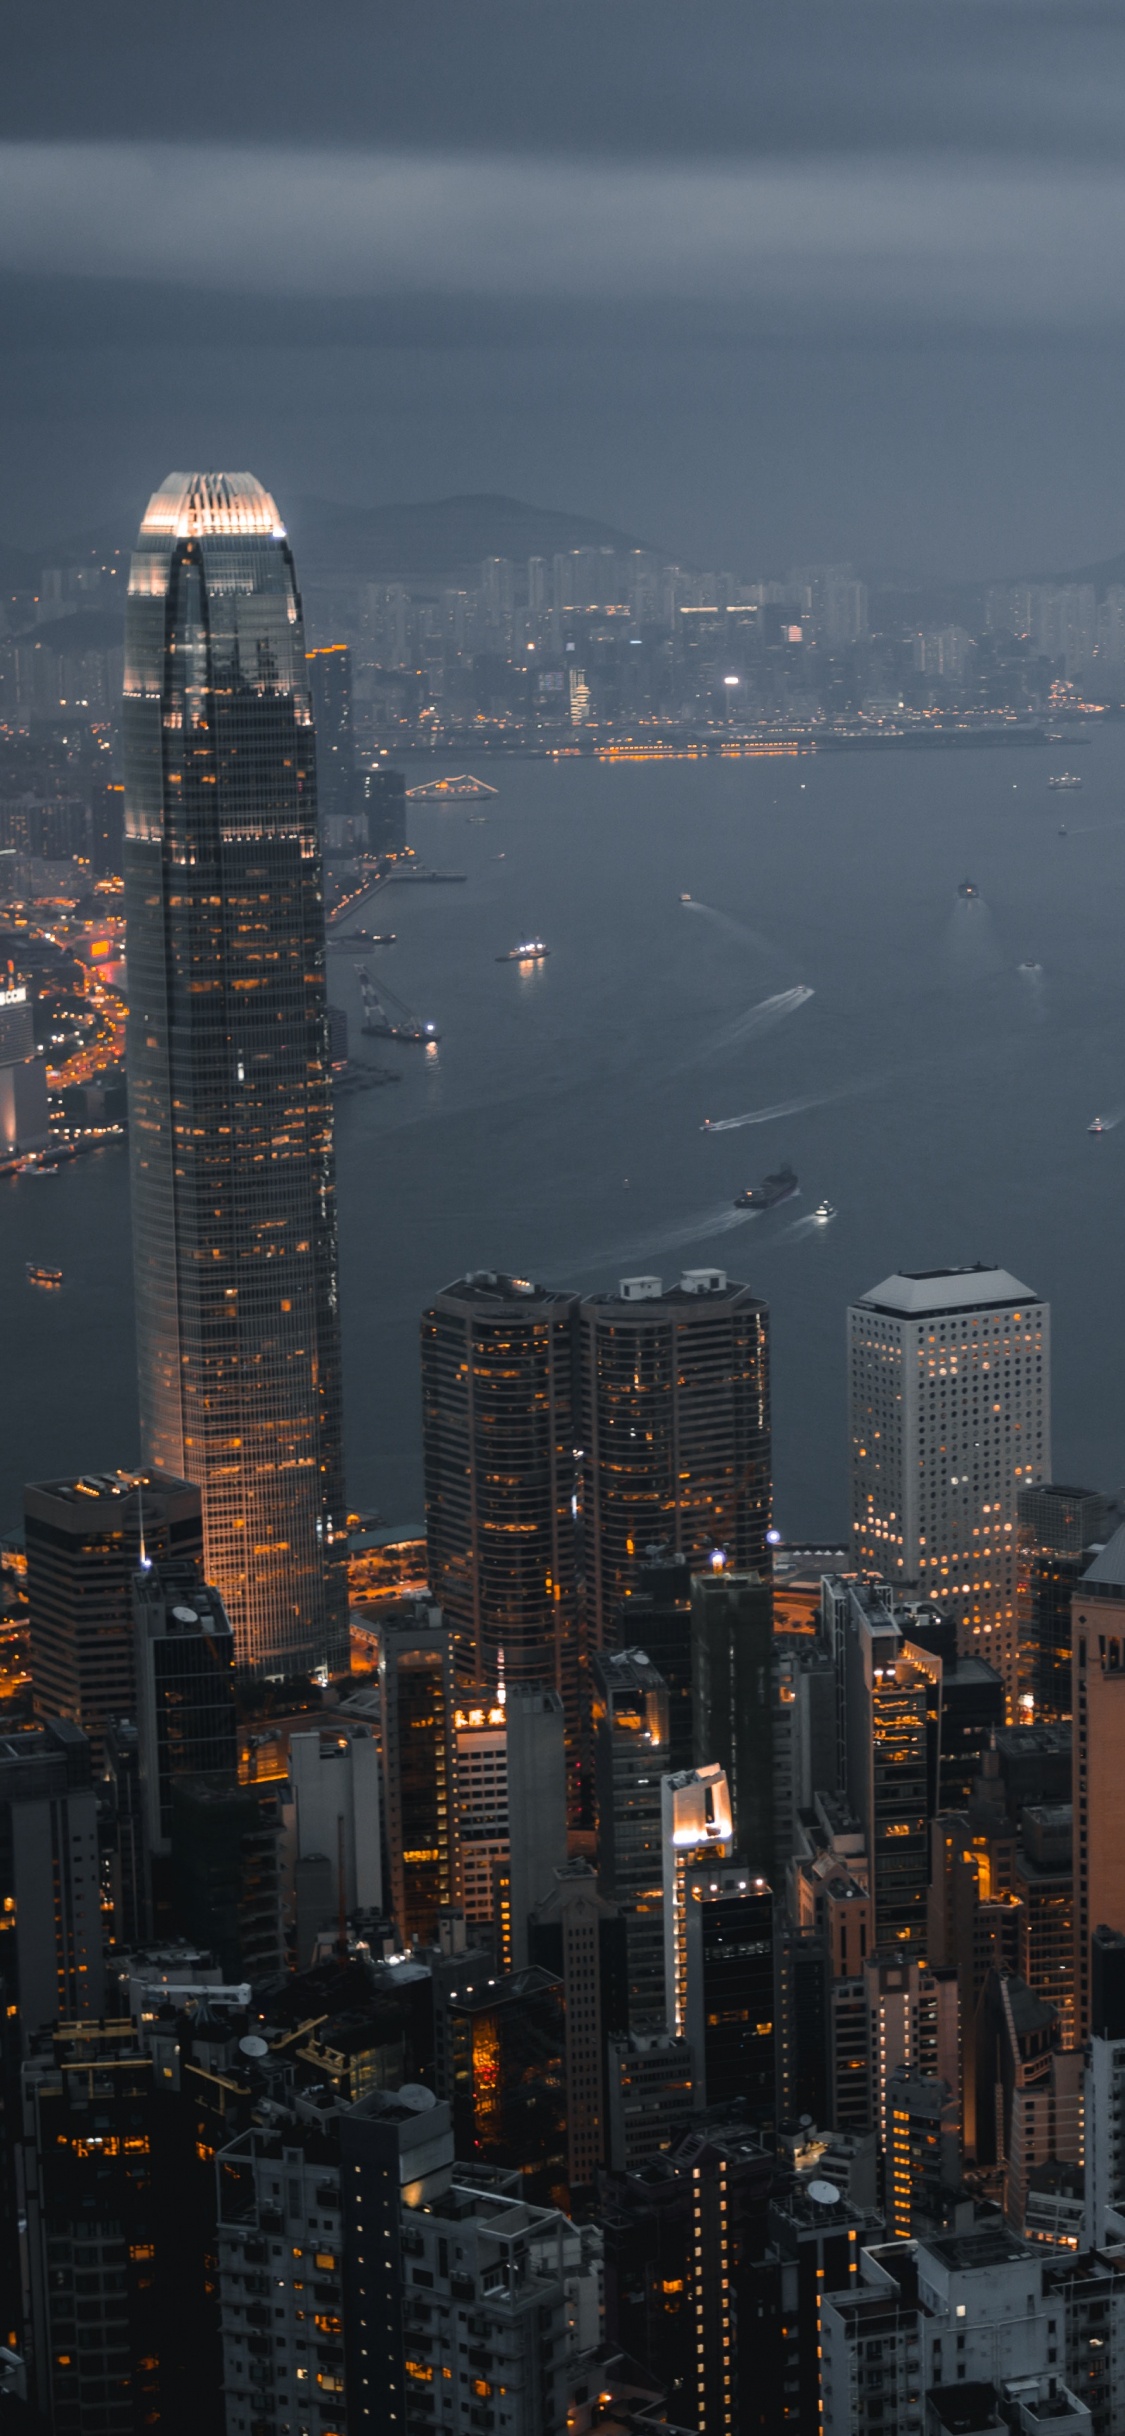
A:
[808, 2179, 841, 2207]
[397, 2084, 437, 2112]
[239, 2035, 269, 2060]
[172, 1604, 199, 1624]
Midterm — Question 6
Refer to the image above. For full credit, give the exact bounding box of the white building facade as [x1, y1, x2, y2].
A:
[848, 1266, 1051, 1713]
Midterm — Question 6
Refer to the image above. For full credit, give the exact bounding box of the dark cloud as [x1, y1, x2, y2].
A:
[1, 2, 1123, 575]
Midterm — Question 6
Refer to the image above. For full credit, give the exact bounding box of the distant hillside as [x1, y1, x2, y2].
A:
[291, 491, 663, 580]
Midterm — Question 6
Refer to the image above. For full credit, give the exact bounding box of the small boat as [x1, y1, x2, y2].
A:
[496, 941, 549, 964]
[1048, 772, 1082, 791]
[1018, 961, 1042, 976]
[26, 1263, 63, 1290]
[957, 879, 978, 900]
[812, 1200, 836, 1224]
[680, 892, 693, 903]
[21, 1157, 59, 1177]
[1089, 1117, 1108, 1135]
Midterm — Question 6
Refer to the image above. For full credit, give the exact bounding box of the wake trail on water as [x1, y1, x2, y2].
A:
[566, 1199, 761, 1279]
[707, 984, 815, 1058]
[681, 898, 790, 968]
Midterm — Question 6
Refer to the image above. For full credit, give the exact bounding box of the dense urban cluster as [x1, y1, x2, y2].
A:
[0, 474, 1123, 2436]
[4, 515, 1125, 777]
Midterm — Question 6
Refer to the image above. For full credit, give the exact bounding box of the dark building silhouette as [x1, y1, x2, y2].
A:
[133, 1559, 238, 1853]
[306, 642, 353, 820]
[421, 1272, 581, 1738]
[579, 1268, 771, 1652]
[691, 1567, 775, 1874]
[1017, 1481, 1116, 1723]
[355, 764, 407, 856]
[448, 1966, 568, 2209]
[380, 1606, 458, 1947]
[592, 1648, 671, 2031]
[24, 1469, 202, 1764]
[614, 1552, 695, 1774]
[684, 1864, 776, 2120]
[124, 471, 346, 1677]
[529, 1858, 629, 2188]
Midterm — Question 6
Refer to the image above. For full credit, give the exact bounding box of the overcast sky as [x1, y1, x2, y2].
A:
[4, 0, 1125, 578]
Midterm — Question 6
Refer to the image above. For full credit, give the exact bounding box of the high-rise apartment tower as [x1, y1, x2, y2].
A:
[849, 1265, 1050, 1710]
[124, 472, 346, 1677]
[580, 1267, 771, 1650]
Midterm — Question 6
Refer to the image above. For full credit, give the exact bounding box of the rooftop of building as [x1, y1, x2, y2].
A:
[582, 1268, 763, 1311]
[926, 2386, 1005, 2435]
[921, 2225, 1033, 2272]
[1081, 1520, 1125, 1590]
[23, 1467, 198, 1520]
[433, 1269, 577, 1312]
[595, 1646, 669, 1697]
[855, 1264, 1037, 1319]
[137, 471, 285, 544]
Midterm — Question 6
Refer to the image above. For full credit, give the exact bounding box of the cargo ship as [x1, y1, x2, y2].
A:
[734, 1163, 798, 1212]
[26, 1263, 63, 1290]
[496, 941, 549, 963]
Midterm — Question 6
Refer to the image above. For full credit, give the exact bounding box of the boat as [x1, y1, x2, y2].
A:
[1018, 961, 1043, 976]
[1048, 772, 1082, 790]
[1089, 1117, 1108, 1135]
[957, 879, 978, 900]
[812, 1200, 836, 1224]
[680, 892, 693, 903]
[406, 773, 499, 802]
[26, 1263, 63, 1290]
[496, 941, 549, 963]
[326, 931, 396, 948]
[356, 967, 439, 1044]
[1059, 825, 1068, 836]
[20, 1156, 59, 1176]
[734, 1163, 799, 1212]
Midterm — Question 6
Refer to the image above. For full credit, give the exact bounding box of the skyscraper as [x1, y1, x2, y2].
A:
[380, 1604, 458, 1947]
[592, 1648, 670, 2030]
[691, 1565, 775, 1874]
[422, 1272, 580, 1729]
[849, 1265, 1050, 1709]
[1017, 1481, 1114, 1723]
[305, 642, 353, 823]
[580, 1267, 771, 1651]
[123, 472, 346, 1678]
[1071, 1525, 1125, 2040]
[25, 1468, 202, 1763]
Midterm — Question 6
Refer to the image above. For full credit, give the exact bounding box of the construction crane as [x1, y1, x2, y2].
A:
[355, 966, 439, 1044]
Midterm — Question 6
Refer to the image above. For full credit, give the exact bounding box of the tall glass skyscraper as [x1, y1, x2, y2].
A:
[123, 472, 347, 1678]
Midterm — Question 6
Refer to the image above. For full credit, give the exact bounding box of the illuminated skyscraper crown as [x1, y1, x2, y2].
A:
[138, 471, 286, 542]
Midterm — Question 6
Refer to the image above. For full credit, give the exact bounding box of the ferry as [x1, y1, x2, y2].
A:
[496, 941, 549, 964]
[734, 1163, 798, 1212]
[812, 1200, 837, 1224]
[1089, 1117, 1108, 1135]
[406, 773, 499, 802]
[26, 1263, 63, 1291]
[1048, 772, 1082, 791]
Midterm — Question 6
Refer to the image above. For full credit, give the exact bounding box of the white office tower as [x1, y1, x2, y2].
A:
[661, 1764, 733, 2036]
[820, 2225, 1072, 2436]
[849, 1266, 1050, 1712]
[288, 1724, 381, 1965]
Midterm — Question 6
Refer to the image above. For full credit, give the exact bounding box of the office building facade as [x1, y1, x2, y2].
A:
[421, 1273, 581, 1739]
[132, 1558, 238, 1855]
[580, 1267, 771, 1649]
[380, 1607, 458, 1947]
[124, 471, 346, 1678]
[691, 1566, 775, 1874]
[592, 1649, 671, 2031]
[849, 1266, 1051, 1709]
[1072, 1525, 1125, 2040]
[25, 1469, 202, 1763]
[1018, 1483, 1114, 1723]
